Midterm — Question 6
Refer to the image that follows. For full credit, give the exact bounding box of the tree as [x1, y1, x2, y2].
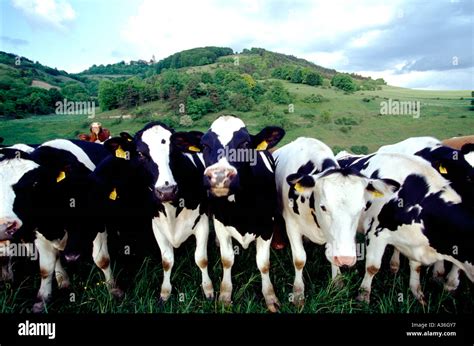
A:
[267, 81, 291, 104]
[229, 93, 255, 112]
[290, 68, 303, 83]
[303, 70, 322, 86]
[331, 73, 358, 92]
[98, 80, 120, 110]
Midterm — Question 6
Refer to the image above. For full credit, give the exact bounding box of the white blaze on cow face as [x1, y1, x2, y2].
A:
[210, 115, 246, 146]
[0, 158, 39, 238]
[141, 125, 177, 190]
[204, 116, 245, 196]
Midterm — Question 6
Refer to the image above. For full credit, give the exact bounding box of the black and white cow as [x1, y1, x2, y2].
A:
[0, 139, 121, 312]
[174, 115, 285, 312]
[347, 153, 474, 304]
[274, 137, 400, 306]
[99, 123, 214, 301]
[374, 137, 474, 282]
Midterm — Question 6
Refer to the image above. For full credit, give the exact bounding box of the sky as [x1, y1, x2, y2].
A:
[0, 0, 472, 89]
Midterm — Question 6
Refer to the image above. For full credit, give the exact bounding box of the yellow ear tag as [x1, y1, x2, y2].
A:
[256, 140, 268, 151]
[188, 145, 201, 152]
[109, 188, 118, 201]
[115, 146, 127, 159]
[56, 171, 66, 183]
[439, 165, 447, 174]
[371, 190, 384, 198]
[294, 182, 304, 193]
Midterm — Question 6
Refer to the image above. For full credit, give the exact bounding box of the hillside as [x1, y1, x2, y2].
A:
[1, 47, 472, 155]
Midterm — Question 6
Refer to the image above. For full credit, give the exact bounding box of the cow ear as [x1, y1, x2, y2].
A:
[120, 132, 134, 143]
[432, 160, 449, 175]
[171, 131, 204, 153]
[366, 178, 400, 199]
[104, 137, 130, 160]
[287, 173, 315, 195]
[252, 126, 285, 151]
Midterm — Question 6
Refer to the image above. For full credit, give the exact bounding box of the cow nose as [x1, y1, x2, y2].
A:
[204, 168, 236, 187]
[333, 256, 356, 267]
[0, 218, 22, 238]
[156, 184, 178, 202]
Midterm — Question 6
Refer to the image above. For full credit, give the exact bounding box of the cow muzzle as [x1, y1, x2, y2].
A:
[204, 167, 237, 197]
[0, 218, 22, 240]
[155, 184, 178, 203]
[333, 256, 357, 268]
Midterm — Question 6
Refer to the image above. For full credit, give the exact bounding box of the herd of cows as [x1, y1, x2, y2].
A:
[0, 115, 473, 313]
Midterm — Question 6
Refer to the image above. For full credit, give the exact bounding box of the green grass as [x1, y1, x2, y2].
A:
[1, 85, 472, 153]
[1, 237, 471, 313]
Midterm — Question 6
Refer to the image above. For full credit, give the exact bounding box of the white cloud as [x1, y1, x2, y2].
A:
[357, 67, 474, 90]
[120, 0, 401, 61]
[12, 0, 76, 30]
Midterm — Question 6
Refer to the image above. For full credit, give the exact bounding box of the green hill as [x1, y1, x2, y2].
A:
[0, 47, 472, 153]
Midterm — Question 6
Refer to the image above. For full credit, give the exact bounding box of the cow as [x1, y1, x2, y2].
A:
[442, 135, 474, 150]
[0, 139, 122, 312]
[98, 123, 214, 302]
[274, 137, 399, 306]
[373, 137, 474, 281]
[173, 115, 285, 312]
[347, 153, 474, 305]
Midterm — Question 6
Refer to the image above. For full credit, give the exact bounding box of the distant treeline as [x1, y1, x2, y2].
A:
[81, 47, 234, 76]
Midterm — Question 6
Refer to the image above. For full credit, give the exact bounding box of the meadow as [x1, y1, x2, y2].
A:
[0, 83, 473, 314]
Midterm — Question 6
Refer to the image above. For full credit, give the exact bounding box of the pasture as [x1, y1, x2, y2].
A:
[0, 84, 473, 314]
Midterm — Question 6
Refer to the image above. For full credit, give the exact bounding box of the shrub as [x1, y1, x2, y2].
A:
[320, 110, 331, 124]
[339, 126, 351, 133]
[350, 145, 369, 155]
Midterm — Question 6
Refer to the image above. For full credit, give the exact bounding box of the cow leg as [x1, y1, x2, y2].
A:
[152, 224, 174, 302]
[214, 219, 234, 306]
[287, 229, 306, 306]
[92, 231, 123, 299]
[0, 256, 13, 282]
[390, 248, 400, 274]
[33, 235, 57, 313]
[444, 265, 460, 292]
[432, 261, 445, 281]
[54, 257, 70, 289]
[357, 237, 388, 304]
[256, 236, 280, 312]
[408, 260, 426, 305]
[194, 218, 214, 300]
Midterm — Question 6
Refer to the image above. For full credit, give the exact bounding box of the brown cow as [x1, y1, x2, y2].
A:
[442, 135, 474, 150]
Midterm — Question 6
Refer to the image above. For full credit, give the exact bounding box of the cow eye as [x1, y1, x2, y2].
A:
[138, 152, 145, 159]
[320, 205, 327, 212]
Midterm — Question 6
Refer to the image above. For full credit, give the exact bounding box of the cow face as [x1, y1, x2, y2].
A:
[133, 123, 181, 202]
[178, 115, 284, 197]
[0, 149, 59, 240]
[287, 168, 400, 267]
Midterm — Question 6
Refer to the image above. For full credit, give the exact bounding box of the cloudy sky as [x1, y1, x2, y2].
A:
[1, 0, 472, 89]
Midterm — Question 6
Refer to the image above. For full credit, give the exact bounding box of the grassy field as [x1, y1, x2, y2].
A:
[1, 234, 472, 314]
[0, 84, 473, 314]
[1, 84, 472, 153]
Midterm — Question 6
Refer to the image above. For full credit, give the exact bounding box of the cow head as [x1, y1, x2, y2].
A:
[0, 148, 70, 241]
[174, 115, 284, 197]
[416, 146, 474, 205]
[287, 168, 400, 267]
